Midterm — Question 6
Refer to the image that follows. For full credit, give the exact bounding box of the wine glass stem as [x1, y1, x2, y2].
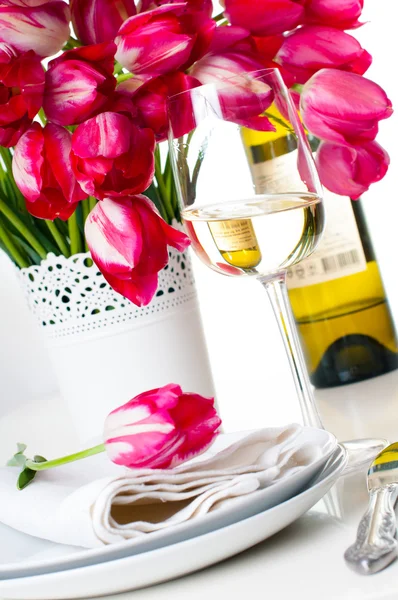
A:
[259, 272, 324, 429]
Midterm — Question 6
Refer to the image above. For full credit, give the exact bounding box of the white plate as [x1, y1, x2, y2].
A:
[0, 445, 347, 600]
[0, 427, 336, 579]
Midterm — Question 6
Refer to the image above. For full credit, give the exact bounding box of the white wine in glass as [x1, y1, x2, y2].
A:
[182, 194, 323, 275]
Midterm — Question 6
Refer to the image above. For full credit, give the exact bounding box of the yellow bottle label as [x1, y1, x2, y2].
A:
[209, 219, 257, 251]
[209, 219, 262, 269]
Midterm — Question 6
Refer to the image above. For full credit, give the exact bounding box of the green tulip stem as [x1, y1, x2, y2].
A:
[0, 219, 29, 268]
[0, 148, 26, 211]
[63, 36, 82, 50]
[213, 11, 225, 22]
[38, 108, 47, 126]
[0, 146, 13, 173]
[68, 210, 82, 255]
[45, 220, 70, 257]
[113, 61, 124, 75]
[81, 199, 91, 251]
[89, 196, 97, 212]
[0, 198, 47, 260]
[263, 111, 295, 134]
[116, 73, 134, 84]
[25, 444, 106, 472]
[154, 149, 174, 224]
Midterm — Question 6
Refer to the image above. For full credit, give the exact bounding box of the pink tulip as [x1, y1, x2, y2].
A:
[316, 140, 390, 199]
[250, 36, 297, 88]
[0, 2, 70, 58]
[0, 44, 44, 147]
[0, 0, 56, 6]
[43, 43, 117, 127]
[191, 51, 275, 131]
[253, 35, 284, 61]
[304, 0, 364, 29]
[275, 26, 371, 84]
[104, 383, 221, 468]
[118, 72, 201, 142]
[115, 3, 213, 77]
[223, 0, 305, 36]
[85, 196, 190, 306]
[300, 69, 393, 145]
[12, 123, 86, 220]
[139, 0, 213, 14]
[71, 112, 155, 200]
[71, 0, 136, 45]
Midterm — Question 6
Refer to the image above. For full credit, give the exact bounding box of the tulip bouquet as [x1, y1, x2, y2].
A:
[8, 383, 222, 489]
[0, 0, 392, 306]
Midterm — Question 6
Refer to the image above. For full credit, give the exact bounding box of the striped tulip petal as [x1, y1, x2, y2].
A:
[85, 196, 190, 306]
[0, 2, 71, 58]
[104, 384, 221, 469]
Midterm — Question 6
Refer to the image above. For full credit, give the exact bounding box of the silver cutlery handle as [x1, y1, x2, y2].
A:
[344, 484, 398, 575]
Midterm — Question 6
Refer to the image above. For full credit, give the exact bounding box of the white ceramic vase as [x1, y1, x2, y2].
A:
[18, 250, 216, 442]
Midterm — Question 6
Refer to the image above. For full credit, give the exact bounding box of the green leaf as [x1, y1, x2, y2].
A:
[17, 468, 37, 490]
[6, 454, 25, 467]
[6, 443, 28, 467]
[33, 455, 47, 463]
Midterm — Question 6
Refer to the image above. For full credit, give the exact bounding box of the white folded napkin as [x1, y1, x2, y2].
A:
[0, 424, 325, 548]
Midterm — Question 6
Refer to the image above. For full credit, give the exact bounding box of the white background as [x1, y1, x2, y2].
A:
[0, 1, 397, 439]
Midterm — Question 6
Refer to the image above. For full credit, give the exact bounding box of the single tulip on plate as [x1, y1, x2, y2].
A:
[275, 26, 372, 84]
[71, 0, 137, 45]
[300, 69, 393, 145]
[223, 0, 305, 36]
[71, 112, 155, 199]
[0, 2, 70, 58]
[43, 43, 117, 127]
[316, 140, 390, 199]
[304, 0, 364, 29]
[84, 196, 190, 306]
[103, 383, 221, 468]
[12, 123, 86, 220]
[0, 44, 45, 147]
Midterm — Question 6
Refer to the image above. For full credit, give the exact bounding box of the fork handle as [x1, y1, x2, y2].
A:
[344, 484, 398, 575]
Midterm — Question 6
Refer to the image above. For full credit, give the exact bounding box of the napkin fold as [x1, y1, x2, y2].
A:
[0, 424, 325, 548]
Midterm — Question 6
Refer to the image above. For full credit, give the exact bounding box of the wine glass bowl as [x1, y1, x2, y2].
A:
[168, 69, 325, 281]
[168, 68, 325, 428]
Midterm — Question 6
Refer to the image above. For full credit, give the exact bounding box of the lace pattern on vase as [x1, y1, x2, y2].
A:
[18, 250, 197, 341]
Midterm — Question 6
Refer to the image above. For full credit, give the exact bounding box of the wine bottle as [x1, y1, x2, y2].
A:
[242, 117, 398, 388]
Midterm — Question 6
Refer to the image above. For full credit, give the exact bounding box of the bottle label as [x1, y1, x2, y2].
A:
[287, 189, 367, 289]
[251, 151, 307, 194]
[209, 219, 257, 251]
[249, 149, 367, 289]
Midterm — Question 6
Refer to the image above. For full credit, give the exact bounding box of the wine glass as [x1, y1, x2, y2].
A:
[167, 68, 386, 467]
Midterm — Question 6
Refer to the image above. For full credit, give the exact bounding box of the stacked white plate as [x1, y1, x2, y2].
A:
[0, 428, 347, 600]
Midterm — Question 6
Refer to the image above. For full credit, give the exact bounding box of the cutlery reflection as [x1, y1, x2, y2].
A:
[344, 442, 398, 575]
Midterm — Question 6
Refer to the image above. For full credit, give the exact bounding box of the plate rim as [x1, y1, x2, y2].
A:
[0, 445, 347, 598]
